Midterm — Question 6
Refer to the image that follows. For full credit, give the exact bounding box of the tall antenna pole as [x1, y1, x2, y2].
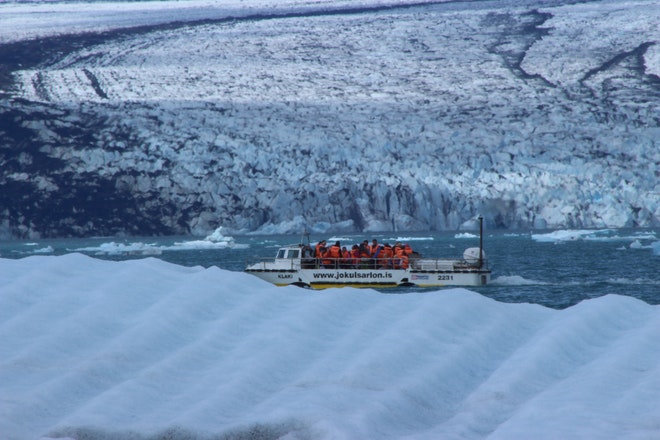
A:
[478, 215, 484, 269]
[301, 228, 310, 247]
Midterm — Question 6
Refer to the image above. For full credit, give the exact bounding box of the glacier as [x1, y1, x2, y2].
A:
[0, 0, 659, 238]
[1, 253, 660, 440]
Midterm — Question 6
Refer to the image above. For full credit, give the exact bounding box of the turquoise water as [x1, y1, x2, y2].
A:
[1, 229, 658, 309]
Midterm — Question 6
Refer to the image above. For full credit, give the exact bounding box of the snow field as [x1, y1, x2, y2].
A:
[1, 254, 660, 439]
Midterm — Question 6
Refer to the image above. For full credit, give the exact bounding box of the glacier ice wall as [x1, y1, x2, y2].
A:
[0, 0, 658, 237]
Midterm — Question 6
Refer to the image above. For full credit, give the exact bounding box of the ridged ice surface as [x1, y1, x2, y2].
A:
[0, 0, 658, 237]
[1, 254, 659, 439]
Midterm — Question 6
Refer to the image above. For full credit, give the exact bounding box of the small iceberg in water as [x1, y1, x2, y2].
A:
[75, 241, 163, 255]
[171, 227, 248, 250]
[652, 241, 660, 256]
[33, 245, 54, 254]
[204, 226, 235, 245]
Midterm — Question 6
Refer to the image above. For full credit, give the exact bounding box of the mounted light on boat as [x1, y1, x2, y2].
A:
[463, 247, 486, 266]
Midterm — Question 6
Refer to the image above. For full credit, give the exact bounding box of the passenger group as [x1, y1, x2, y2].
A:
[304, 239, 415, 269]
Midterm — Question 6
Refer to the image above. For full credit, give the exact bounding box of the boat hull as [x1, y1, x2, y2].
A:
[245, 267, 490, 289]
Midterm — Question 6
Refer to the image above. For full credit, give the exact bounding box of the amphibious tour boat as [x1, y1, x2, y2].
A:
[245, 217, 491, 289]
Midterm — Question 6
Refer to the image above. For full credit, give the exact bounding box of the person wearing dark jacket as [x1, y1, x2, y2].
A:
[370, 239, 383, 268]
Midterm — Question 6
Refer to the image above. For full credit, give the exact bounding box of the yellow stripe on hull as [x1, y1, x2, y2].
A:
[310, 283, 399, 290]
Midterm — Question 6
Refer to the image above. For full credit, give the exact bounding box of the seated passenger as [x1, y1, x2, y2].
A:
[325, 241, 342, 268]
[302, 244, 315, 269]
[359, 240, 371, 268]
[392, 242, 405, 269]
[340, 246, 351, 268]
[399, 253, 409, 269]
[380, 243, 393, 268]
[370, 239, 383, 268]
[350, 244, 361, 268]
[315, 240, 327, 258]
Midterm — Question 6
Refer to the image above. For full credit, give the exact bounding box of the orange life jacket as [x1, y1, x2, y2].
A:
[380, 246, 393, 267]
[328, 245, 342, 259]
[340, 249, 351, 266]
[351, 248, 361, 264]
[399, 254, 409, 269]
[321, 248, 334, 266]
[359, 243, 371, 258]
[371, 244, 382, 258]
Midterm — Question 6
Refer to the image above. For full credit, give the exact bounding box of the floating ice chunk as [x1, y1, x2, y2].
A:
[491, 275, 549, 286]
[204, 226, 235, 245]
[168, 226, 249, 250]
[652, 241, 660, 256]
[531, 229, 611, 243]
[388, 236, 434, 242]
[630, 240, 644, 249]
[74, 241, 162, 255]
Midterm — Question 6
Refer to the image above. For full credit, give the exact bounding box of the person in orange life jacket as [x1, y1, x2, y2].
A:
[340, 246, 352, 268]
[324, 241, 341, 268]
[320, 248, 332, 268]
[404, 243, 413, 256]
[315, 240, 327, 259]
[370, 239, 382, 255]
[393, 242, 406, 269]
[359, 240, 371, 257]
[399, 252, 409, 269]
[380, 243, 394, 268]
[359, 240, 371, 268]
[370, 239, 383, 268]
[350, 244, 361, 268]
[316, 241, 328, 268]
[328, 241, 342, 258]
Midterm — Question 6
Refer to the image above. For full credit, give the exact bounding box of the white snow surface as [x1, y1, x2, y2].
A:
[2, 254, 660, 439]
[0, 0, 446, 44]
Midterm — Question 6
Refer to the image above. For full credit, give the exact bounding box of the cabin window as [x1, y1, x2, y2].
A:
[288, 250, 300, 259]
[277, 249, 286, 259]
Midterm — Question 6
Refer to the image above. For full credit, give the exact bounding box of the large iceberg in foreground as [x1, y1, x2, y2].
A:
[1, 254, 659, 439]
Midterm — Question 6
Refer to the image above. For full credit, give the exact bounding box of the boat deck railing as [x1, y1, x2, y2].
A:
[247, 257, 489, 271]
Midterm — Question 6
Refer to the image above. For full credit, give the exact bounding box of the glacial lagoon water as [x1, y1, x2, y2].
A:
[1, 228, 658, 309]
